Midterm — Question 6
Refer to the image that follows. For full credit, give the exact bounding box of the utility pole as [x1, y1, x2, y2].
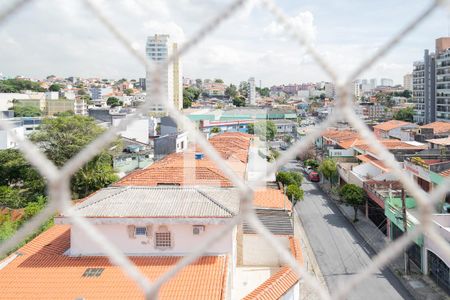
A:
[401, 188, 410, 275]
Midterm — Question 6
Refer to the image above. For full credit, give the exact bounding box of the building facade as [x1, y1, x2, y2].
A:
[247, 77, 256, 105]
[413, 50, 436, 124]
[435, 37, 450, 122]
[403, 73, 413, 91]
[145, 34, 182, 112]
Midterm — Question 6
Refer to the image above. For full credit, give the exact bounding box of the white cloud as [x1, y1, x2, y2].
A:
[264, 11, 317, 43]
[143, 21, 186, 43]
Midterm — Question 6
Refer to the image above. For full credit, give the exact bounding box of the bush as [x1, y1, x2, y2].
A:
[276, 171, 302, 186]
[286, 184, 304, 205]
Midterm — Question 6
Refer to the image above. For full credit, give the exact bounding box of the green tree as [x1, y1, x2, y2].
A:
[320, 93, 326, 100]
[232, 96, 246, 107]
[210, 127, 220, 134]
[0, 186, 25, 209]
[214, 79, 224, 83]
[225, 84, 238, 98]
[239, 81, 249, 98]
[254, 121, 277, 141]
[48, 83, 62, 92]
[107, 97, 123, 107]
[393, 107, 414, 122]
[11, 104, 42, 117]
[30, 115, 118, 198]
[124, 88, 134, 96]
[276, 171, 302, 186]
[0, 215, 18, 242]
[256, 87, 270, 97]
[0, 79, 46, 93]
[286, 184, 304, 205]
[304, 159, 319, 169]
[339, 184, 365, 222]
[247, 123, 254, 134]
[401, 89, 412, 98]
[319, 158, 337, 188]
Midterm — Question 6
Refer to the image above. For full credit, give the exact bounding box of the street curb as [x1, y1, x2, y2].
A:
[293, 204, 329, 294]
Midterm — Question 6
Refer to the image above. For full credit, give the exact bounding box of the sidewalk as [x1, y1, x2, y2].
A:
[320, 184, 447, 300]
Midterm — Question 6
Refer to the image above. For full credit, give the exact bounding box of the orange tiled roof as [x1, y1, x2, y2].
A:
[440, 169, 450, 177]
[243, 237, 303, 300]
[420, 121, 450, 134]
[355, 140, 427, 152]
[253, 188, 292, 210]
[322, 130, 359, 142]
[115, 151, 235, 187]
[0, 225, 229, 300]
[116, 132, 251, 187]
[373, 120, 413, 131]
[356, 154, 389, 172]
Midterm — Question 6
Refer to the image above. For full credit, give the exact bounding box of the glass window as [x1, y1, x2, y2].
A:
[135, 227, 147, 236]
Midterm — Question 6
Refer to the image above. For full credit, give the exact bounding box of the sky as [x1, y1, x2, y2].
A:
[0, 0, 449, 86]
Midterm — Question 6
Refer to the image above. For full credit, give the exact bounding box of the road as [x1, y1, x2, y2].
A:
[296, 181, 412, 300]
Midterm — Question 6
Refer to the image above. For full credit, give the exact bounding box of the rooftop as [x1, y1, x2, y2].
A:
[253, 188, 291, 210]
[57, 186, 240, 219]
[426, 136, 450, 146]
[373, 120, 415, 131]
[420, 121, 450, 134]
[0, 225, 229, 300]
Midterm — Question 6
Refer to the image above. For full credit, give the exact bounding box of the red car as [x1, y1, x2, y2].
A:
[308, 171, 320, 182]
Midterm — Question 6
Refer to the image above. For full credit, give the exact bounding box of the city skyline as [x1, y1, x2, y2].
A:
[1, 0, 449, 86]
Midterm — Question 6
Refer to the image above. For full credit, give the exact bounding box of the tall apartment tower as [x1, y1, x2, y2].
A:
[380, 78, 394, 87]
[413, 50, 435, 124]
[369, 78, 377, 89]
[247, 77, 256, 105]
[403, 74, 413, 91]
[145, 34, 182, 112]
[435, 37, 450, 122]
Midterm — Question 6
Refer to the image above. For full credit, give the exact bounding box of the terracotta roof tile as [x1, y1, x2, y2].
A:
[253, 189, 291, 210]
[243, 237, 302, 300]
[356, 154, 389, 172]
[373, 120, 413, 131]
[420, 121, 450, 134]
[355, 140, 427, 152]
[0, 225, 229, 300]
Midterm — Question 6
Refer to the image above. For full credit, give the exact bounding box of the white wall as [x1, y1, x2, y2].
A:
[281, 282, 300, 300]
[70, 222, 234, 256]
[0, 124, 24, 149]
[114, 118, 149, 144]
[423, 215, 450, 274]
[242, 234, 290, 266]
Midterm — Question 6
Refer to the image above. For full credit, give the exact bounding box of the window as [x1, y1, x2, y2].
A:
[135, 227, 147, 236]
[155, 225, 171, 249]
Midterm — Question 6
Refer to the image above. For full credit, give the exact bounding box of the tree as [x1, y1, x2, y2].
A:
[48, 83, 62, 92]
[283, 135, 293, 144]
[319, 158, 337, 188]
[256, 87, 270, 97]
[0, 186, 25, 209]
[11, 104, 42, 117]
[0, 79, 46, 93]
[210, 127, 220, 134]
[286, 184, 304, 205]
[225, 84, 238, 99]
[276, 171, 302, 186]
[304, 159, 319, 169]
[195, 79, 202, 89]
[247, 123, 254, 134]
[107, 97, 123, 108]
[254, 121, 277, 141]
[239, 81, 249, 98]
[339, 184, 365, 222]
[124, 88, 134, 96]
[320, 93, 326, 100]
[401, 90, 412, 98]
[393, 107, 414, 122]
[232, 96, 246, 107]
[214, 79, 224, 83]
[30, 115, 118, 198]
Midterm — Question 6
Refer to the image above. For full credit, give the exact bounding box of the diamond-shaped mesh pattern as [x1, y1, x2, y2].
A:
[1, 0, 450, 299]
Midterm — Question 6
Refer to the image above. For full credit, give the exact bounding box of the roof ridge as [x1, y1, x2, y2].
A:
[75, 186, 129, 211]
[195, 188, 235, 216]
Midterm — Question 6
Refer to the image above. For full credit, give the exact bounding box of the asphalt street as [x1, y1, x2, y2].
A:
[296, 180, 413, 300]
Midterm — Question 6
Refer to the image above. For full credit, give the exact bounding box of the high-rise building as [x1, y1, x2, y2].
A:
[145, 34, 182, 112]
[403, 74, 413, 91]
[370, 78, 377, 89]
[247, 77, 256, 105]
[435, 37, 450, 122]
[413, 50, 435, 124]
[380, 78, 394, 87]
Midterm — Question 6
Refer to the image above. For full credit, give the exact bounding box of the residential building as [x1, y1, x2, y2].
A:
[404, 73, 413, 91]
[413, 50, 436, 124]
[0, 119, 24, 149]
[435, 37, 450, 122]
[145, 34, 182, 112]
[247, 77, 256, 105]
[154, 132, 188, 160]
[380, 78, 394, 87]
[138, 77, 146, 91]
[373, 120, 418, 140]
[416, 121, 450, 142]
[89, 87, 112, 101]
[203, 82, 226, 98]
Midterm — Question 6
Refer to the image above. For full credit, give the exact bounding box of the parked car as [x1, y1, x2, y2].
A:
[308, 171, 320, 182]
